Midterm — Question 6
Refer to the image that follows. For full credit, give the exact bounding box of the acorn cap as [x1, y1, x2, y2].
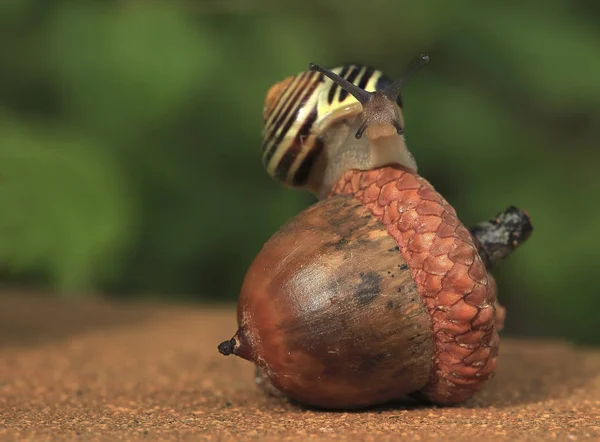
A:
[330, 166, 500, 404]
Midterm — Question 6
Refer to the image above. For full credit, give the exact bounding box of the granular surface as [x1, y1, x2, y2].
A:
[0, 293, 599, 441]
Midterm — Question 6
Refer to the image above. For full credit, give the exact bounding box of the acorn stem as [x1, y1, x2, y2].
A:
[469, 206, 533, 269]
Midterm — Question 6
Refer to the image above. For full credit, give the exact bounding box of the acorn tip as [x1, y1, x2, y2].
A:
[218, 339, 236, 356]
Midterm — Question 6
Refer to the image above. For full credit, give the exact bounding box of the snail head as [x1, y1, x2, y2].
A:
[309, 53, 430, 141]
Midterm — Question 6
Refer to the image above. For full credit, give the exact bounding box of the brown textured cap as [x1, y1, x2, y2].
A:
[331, 166, 500, 404]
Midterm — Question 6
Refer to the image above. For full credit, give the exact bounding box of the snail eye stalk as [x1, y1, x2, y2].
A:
[308, 63, 372, 105]
[382, 53, 430, 102]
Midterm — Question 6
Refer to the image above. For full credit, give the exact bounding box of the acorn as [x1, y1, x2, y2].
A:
[218, 55, 533, 409]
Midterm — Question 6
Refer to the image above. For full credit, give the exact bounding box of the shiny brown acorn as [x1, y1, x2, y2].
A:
[218, 54, 533, 409]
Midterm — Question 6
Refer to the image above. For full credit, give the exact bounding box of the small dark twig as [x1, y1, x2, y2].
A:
[470, 206, 533, 269]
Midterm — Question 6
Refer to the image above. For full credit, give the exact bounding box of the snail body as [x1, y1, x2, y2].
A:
[219, 55, 533, 409]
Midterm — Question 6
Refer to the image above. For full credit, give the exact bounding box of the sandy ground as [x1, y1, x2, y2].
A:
[0, 292, 599, 441]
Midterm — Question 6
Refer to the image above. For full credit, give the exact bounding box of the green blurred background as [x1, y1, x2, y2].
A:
[0, 1, 598, 344]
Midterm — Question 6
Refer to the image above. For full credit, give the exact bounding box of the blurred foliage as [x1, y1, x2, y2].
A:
[0, 1, 599, 344]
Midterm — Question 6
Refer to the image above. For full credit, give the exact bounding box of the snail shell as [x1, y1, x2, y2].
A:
[262, 64, 418, 198]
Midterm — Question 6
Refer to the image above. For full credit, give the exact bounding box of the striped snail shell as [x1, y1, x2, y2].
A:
[262, 55, 430, 199]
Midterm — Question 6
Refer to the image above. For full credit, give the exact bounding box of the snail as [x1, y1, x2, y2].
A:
[218, 54, 533, 409]
[262, 56, 426, 199]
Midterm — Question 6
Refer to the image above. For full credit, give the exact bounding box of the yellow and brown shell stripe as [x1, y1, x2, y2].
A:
[261, 65, 389, 187]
